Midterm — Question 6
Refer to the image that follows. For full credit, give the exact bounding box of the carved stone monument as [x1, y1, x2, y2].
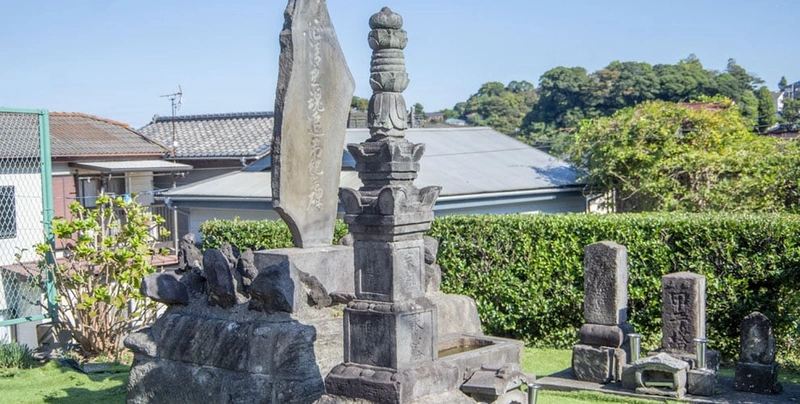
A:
[662, 272, 706, 355]
[734, 311, 782, 394]
[272, 0, 355, 248]
[322, 7, 527, 403]
[572, 241, 634, 383]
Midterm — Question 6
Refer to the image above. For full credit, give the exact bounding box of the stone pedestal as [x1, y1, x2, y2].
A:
[734, 362, 782, 394]
[572, 344, 627, 384]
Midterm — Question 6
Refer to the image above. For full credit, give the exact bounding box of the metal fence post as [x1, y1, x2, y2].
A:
[38, 110, 58, 322]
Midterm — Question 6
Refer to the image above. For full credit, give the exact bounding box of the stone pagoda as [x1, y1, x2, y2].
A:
[323, 7, 460, 403]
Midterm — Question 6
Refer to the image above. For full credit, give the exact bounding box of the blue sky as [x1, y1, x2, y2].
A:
[2, 0, 798, 128]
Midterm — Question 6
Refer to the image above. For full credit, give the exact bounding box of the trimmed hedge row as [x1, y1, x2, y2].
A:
[200, 213, 800, 366]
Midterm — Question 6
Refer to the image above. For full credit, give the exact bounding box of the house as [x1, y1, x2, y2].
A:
[161, 126, 587, 242]
[0, 110, 191, 348]
[138, 112, 273, 189]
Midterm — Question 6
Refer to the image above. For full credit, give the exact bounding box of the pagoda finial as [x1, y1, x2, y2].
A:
[367, 6, 409, 138]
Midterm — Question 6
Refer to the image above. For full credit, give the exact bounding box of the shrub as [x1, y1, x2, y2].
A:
[200, 218, 349, 250]
[200, 213, 800, 367]
[32, 195, 169, 359]
[0, 340, 34, 369]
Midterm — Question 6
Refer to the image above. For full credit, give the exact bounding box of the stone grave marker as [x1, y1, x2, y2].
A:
[734, 311, 782, 394]
[661, 272, 706, 354]
[572, 241, 634, 383]
[271, 0, 355, 248]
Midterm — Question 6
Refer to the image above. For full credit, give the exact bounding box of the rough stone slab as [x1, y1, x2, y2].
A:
[578, 323, 634, 348]
[438, 333, 524, 384]
[740, 311, 776, 364]
[324, 361, 461, 404]
[203, 249, 238, 308]
[272, 0, 355, 248]
[126, 356, 324, 404]
[583, 241, 628, 325]
[251, 246, 352, 313]
[734, 361, 782, 394]
[254, 246, 354, 296]
[141, 272, 189, 305]
[426, 292, 482, 336]
[662, 272, 706, 354]
[572, 344, 615, 384]
[688, 368, 716, 396]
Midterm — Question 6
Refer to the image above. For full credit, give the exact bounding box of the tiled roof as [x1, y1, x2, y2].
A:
[50, 112, 168, 158]
[138, 112, 273, 159]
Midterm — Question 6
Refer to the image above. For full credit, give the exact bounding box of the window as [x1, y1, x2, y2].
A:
[0, 186, 16, 239]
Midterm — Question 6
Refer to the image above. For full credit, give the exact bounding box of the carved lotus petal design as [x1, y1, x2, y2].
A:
[369, 7, 403, 30]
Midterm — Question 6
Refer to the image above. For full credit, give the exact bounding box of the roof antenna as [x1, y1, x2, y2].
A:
[160, 86, 183, 158]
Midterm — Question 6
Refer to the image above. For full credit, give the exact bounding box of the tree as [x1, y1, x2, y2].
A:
[525, 66, 595, 128]
[779, 76, 789, 91]
[412, 102, 426, 118]
[461, 81, 535, 135]
[351, 96, 369, 112]
[569, 98, 800, 213]
[31, 195, 168, 358]
[653, 55, 715, 102]
[756, 86, 777, 132]
[782, 97, 800, 128]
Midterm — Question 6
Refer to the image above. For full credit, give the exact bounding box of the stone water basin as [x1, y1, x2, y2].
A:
[438, 333, 525, 378]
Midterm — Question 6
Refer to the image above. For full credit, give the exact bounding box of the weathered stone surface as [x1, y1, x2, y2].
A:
[583, 241, 628, 325]
[203, 249, 238, 308]
[344, 298, 437, 370]
[631, 353, 689, 398]
[177, 233, 202, 271]
[734, 361, 782, 394]
[460, 364, 528, 402]
[248, 260, 295, 313]
[438, 334, 524, 383]
[427, 292, 482, 336]
[325, 360, 461, 404]
[425, 263, 441, 293]
[578, 323, 634, 348]
[423, 236, 438, 265]
[254, 246, 354, 296]
[299, 270, 332, 309]
[140, 272, 189, 305]
[338, 233, 354, 246]
[740, 311, 776, 364]
[661, 272, 706, 354]
[687, 368, 716, 396]
[237, 248, 258, 287]
[272, 0, 355, 248]
[124, 328, 157, 357]
[219, 242, 239, 268]
[572, 344, 615, 384]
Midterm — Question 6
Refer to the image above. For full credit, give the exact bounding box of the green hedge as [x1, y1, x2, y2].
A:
[200, 213, 800, 367]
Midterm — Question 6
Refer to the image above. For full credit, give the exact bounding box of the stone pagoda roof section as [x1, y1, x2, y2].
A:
[49, 112, 169, 158]
[138, 111, 274, 159]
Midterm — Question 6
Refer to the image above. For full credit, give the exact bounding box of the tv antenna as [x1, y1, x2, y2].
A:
[160, 86, 183, 157]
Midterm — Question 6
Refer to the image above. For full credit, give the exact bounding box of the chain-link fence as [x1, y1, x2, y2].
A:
[0, 109, 55, 345]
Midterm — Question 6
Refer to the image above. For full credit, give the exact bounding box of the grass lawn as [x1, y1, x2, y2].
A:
[0, 348, 797, 403]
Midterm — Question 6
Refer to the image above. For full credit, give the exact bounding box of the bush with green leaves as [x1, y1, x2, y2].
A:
[34, 194, 169, 359]
[200, 217, 348, 250]
[200, 213, 800, 368]
[0, 339, 34, 369]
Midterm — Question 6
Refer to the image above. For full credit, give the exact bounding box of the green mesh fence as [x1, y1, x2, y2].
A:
[0, 109, 55, 338]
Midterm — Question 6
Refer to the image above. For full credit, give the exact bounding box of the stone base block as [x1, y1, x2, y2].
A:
[621, 364, 636, 390]
[572, 344, 625, 383]
[734, 361, 782, 394]
[687, 368, 716, 396]
[127, 356, 324, 404]
[254, 246, 354, 308]
[324, 361, 461, 404]
[578, 323, 634, 348]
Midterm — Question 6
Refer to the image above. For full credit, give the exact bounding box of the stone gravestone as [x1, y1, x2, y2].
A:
[272, 0, 355, 248]
[572, 241, 634, 383]
[661, 272, 706, 355]
[659, 272, 717, 396]
[734, 311, 782, 394]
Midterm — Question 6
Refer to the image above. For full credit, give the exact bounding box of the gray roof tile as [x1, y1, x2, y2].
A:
[138, 112, 273, 159]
